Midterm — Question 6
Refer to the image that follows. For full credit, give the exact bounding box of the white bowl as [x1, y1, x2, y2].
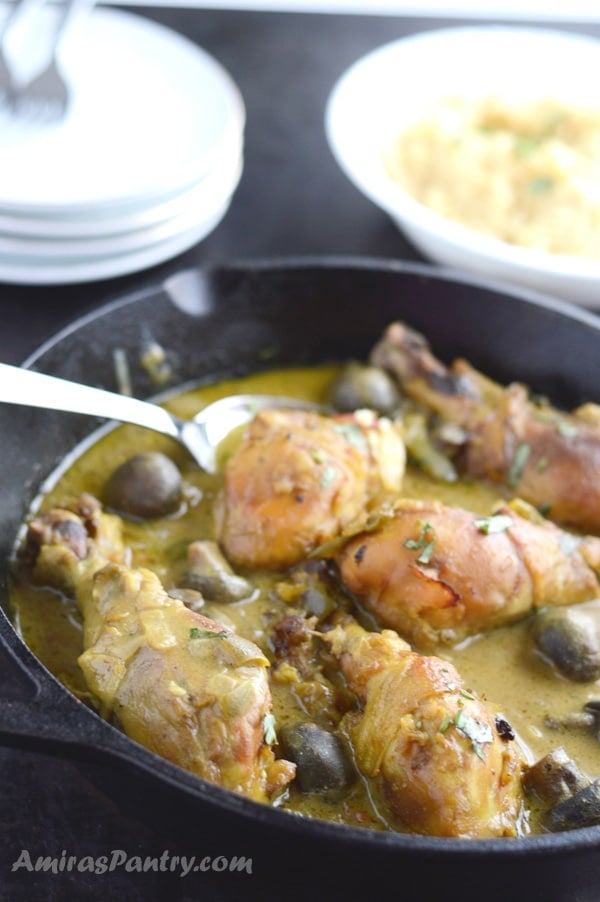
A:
[325, 25, 600, 309]
[0, 6, 246, 214]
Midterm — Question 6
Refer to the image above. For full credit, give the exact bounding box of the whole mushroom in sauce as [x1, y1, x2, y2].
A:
[179, 540, 253, 603]
[531, 605, 600, 682]
[278, 721, 355, 793]
[328, 362, 402, 415]
[523, 747, 590, 807]
[103, 451, 183, 520]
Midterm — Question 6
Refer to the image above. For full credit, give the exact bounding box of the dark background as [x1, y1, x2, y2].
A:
[1, 7, 599, 900]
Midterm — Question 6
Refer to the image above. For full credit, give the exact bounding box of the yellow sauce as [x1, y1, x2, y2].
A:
[9, 366, 600, 835]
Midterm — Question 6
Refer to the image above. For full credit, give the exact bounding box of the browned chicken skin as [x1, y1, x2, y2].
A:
[324, 618, 525, 838]
[370, 321, 600, 534]
[20, 495, 295, 802]
[216, 408, 405, 570]
[336, 498, 600, 649]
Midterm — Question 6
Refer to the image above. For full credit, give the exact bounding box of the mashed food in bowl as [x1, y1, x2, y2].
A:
[384, 96, 600, 258]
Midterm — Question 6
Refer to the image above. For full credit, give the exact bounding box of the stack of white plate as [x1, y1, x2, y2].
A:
[0, 6, 245, 285]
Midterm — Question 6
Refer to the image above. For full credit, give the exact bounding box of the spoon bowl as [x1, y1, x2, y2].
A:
[0, 362, 319, 473]
[180, 393, 322, 472]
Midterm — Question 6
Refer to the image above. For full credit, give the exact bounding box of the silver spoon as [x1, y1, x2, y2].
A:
[0, 362, 319, 474]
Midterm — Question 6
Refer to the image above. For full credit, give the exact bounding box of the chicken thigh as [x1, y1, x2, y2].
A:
[216, 407, 405, 570]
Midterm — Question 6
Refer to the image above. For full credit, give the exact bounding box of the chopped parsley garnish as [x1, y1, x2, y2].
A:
[263, 713, 277, 745]
[529, 175, 554, 194]
[508, 442, 530, 488]
[515, 135, 540, 157]
[474, 514, 513, 535]
[320, 466, 337, 489]
[455, 709, 494, 760]
[560, 533, 582, 556]
[333, 422, 367, 450]
[439, 715, 453, 734]
[533, 411, 555, 425]
[404, 521, 436, 564]
[557, 421, 579, 438]
[417, 540, 435, 565]
[311, 448, 337, 489]
[189, 627, 228, 640]
[514, 135, 540, 157]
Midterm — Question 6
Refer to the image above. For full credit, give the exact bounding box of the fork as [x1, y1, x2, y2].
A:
[0, 39, 12, 103]
[0, 0, 46, 106]
[12, 0, 93, 122]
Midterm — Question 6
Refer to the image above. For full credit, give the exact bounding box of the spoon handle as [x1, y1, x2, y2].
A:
[0, 362, 180, 438]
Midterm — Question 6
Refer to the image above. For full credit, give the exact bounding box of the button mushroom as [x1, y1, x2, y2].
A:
[103, 451, 183, 520]
[278, 722, 355, 793]
[328, 362, 401, 415]
[180, 540, 252, 603]
[531, 605, 600, 682]
[543, 780, 600, 832]
[523, 747, 590, 806]
[300, 587, 337, 622]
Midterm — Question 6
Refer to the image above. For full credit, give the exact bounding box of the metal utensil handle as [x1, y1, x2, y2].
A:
[0, 0, 46, 41]
[0, 362, 180, 438]
[52, 0, 95, 48]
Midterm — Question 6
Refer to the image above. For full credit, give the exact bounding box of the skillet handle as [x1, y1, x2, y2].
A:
[0, 624, 133, 762]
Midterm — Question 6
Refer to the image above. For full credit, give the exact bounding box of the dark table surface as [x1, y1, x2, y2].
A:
[1, 7, 600, 901]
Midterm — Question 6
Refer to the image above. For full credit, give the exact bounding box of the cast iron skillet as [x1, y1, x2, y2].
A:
[1, 258, 599, 901]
